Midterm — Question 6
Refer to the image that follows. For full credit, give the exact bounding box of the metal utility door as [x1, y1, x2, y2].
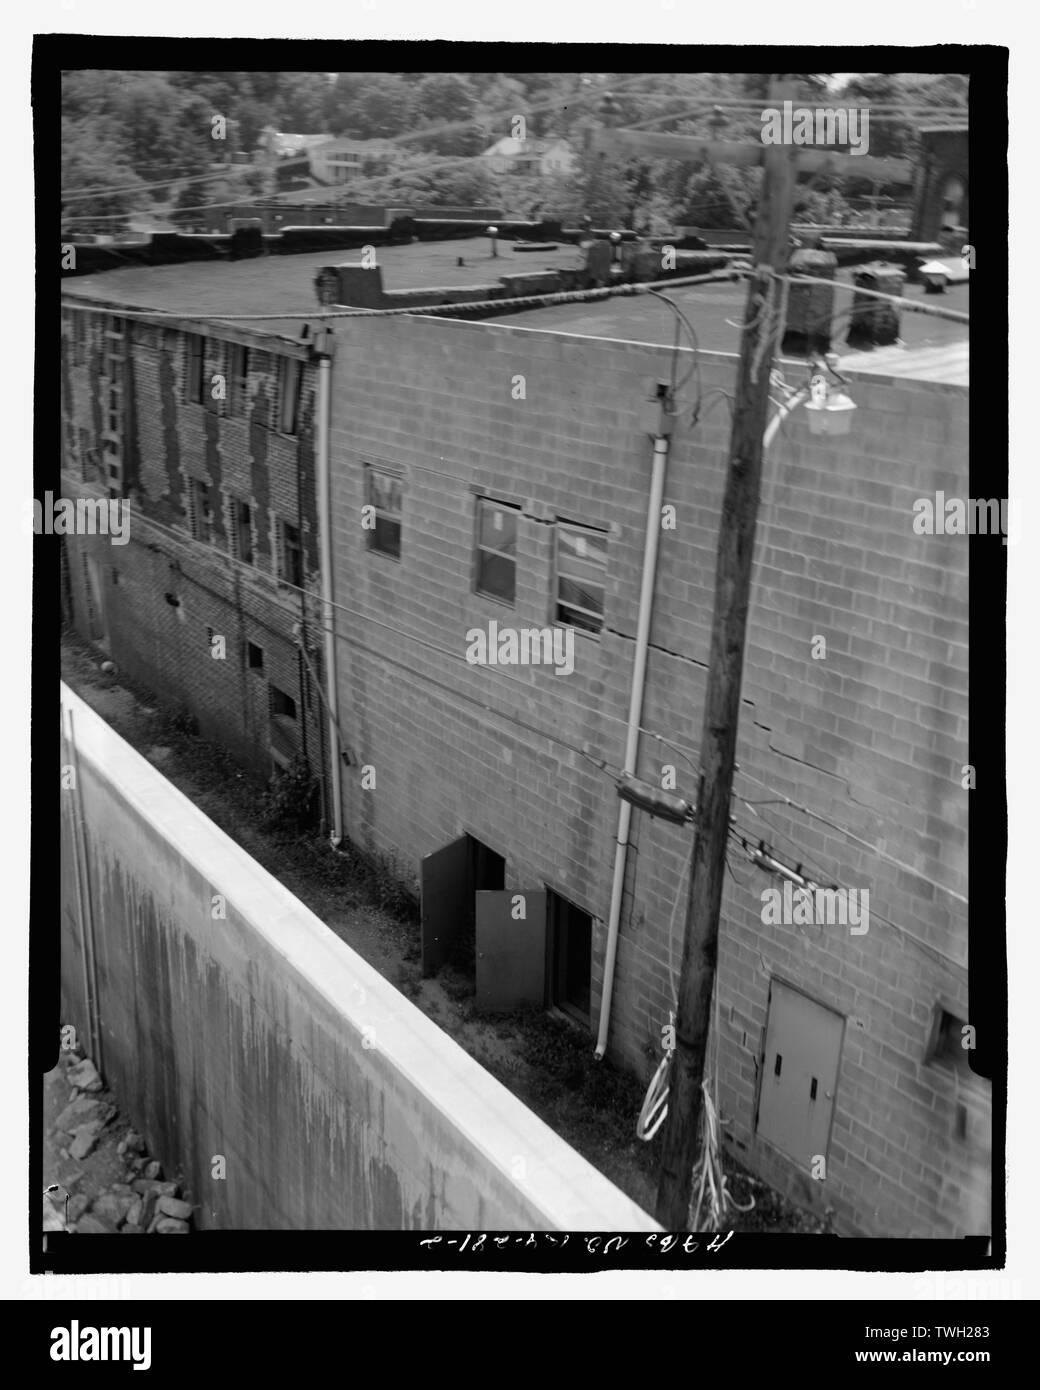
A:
[475, 891, 546, 1012]
[420, 836, 470, 977]
[756, 982, 844, 1169]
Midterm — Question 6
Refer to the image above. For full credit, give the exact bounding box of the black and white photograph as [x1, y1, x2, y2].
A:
[6, 0, 1030, 1344]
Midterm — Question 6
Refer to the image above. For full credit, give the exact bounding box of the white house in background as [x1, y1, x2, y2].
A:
[481, 135, 578, 177]
[308, 137, 395, 184]
[257, 127, 336, 160]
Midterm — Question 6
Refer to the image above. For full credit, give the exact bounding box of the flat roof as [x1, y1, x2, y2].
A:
[61, 237, 968, 383]
[487, 273, 969, 385]
[61, 236, 587, 337]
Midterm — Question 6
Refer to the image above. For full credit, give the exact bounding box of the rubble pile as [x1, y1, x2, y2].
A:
[43, 1049, 194, 1235]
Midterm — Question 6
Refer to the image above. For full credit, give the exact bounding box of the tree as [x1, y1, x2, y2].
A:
[328, 72, 413, 139]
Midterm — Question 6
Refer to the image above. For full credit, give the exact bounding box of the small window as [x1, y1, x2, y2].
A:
[927, 1008, 975, 1079]
[188, 478, 214, 543]
[366, 466, 402, 559]
[186, 333, 204, 404]
[230, 343, 251, 416]
[231, 497, 253, 564]
[475, 498, 518, 604]
[280, 520, 303, 588]
[277, 357, 302, 435]
[247, 642, 264, 671]
[555, 521, 607, 634]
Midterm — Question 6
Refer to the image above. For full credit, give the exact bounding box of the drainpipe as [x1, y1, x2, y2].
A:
[313, 330, 343, 849]
[595, 411, 672, 1060]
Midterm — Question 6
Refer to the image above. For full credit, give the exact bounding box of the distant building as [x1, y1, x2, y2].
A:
[307, 137, 394, 185]
[482, 135, 578, 177]
[257, 127, 335, 161]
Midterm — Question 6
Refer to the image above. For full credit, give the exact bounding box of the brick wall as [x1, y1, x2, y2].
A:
[323, 313, 984, 1238]
[60, 305, 328, 802]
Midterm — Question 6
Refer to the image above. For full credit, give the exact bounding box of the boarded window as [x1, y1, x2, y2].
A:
[277, 357, 302, 434]
[230, 343, 251, 416]
[280, 520, 303, 588]
[366, 466, 402, 559]
[188, 478, 214, 543]
[475, 498, 518, 603]
[186, 333, 205, 404]
[555, 522, 607, 633]
[230, 497, 253, 564]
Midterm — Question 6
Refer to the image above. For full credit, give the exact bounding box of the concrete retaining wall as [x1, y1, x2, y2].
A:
[59, 683, 656, 1232]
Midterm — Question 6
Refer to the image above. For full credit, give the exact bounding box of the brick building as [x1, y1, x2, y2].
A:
[321, 310, 982, 1239]
[59, 295, 329, 799]
[58, 241, 985, 1238]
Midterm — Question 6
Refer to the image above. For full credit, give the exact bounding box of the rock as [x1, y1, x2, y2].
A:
[131, 1179, 178, 1199]
[129, 1157, 146, 1174]
[121, 1223, 144, 1234]
[68, 1123, 103, 1161]
[156, 1195, 192, 1222]
[143, 1160, 162, 1180]
[155, 1217, 190, 1234]
[109, 1182, 134, 1198]
[66, 1058, 103, 1092]
[75, 1214, 116, 1234]
[42, 1200, 66, 1233]
[126, 1197, 144, 1227]
[55, 1096, 103, 1133]
[91, 1193, 135, 1227]
[67, 1194, 90, 1223]
[122, 1129, 146, 1155]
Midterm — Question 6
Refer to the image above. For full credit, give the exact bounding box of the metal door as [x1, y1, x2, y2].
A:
[756, 981, 844, 1169]
[475, 890, 546, 1012]
[420, 836, 470, 977]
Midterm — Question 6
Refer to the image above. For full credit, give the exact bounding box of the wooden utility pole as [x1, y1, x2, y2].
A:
[655, 81, 799, 1230]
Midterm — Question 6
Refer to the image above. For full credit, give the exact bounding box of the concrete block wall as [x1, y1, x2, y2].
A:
[60, 308, 327, 789]
[323, 313, 985, 1238]
[59, 684, 655, 1231]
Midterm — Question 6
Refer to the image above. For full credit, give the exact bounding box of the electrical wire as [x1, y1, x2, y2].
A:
[112, 502, 681, 777]
[59, 267, 745, 326]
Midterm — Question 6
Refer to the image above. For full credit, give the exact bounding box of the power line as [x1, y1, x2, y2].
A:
[59, 261, 969, 328]
[57, 267, 746, 324]
[116, 504, 681, 763]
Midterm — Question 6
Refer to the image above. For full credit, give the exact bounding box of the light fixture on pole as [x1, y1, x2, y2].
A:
[802, 356, 857, 437]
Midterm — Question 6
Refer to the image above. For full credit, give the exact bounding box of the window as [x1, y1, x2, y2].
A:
[186, 334, 204, 404]
[247, 642, 264, 671]
[365, 466, 402, 559]
[280, 520, 303, 588]
[229, 343, 251, 416]
[555, 522, 607, 634]
[188, 478, 214, 543]
[927, 1008, 975, 1079]
[277, 357, 302, 434]
[230, 497, 253, 564]
[475, 498, 518, 603]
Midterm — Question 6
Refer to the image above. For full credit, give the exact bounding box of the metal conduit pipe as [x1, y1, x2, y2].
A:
[314, 335, 343, 849]
[595, 428, 671, 1060]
